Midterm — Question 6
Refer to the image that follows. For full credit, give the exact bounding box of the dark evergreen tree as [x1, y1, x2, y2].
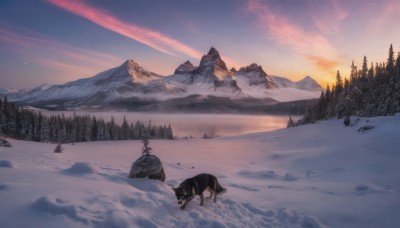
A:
[287, 116, 295, 128]
[141, 137, 152, 155]
[335, 71, 343, 96]
[54, 142, 63, 153]
[387, 44, 395, 74]
[361, 56, 368, 83]
[121, 116, 129, 140]
[350, 61, 357, 84]
[40, 118, 50, 143]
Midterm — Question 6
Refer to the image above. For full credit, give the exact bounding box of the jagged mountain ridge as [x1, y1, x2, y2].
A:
[4, 47, 323, 107]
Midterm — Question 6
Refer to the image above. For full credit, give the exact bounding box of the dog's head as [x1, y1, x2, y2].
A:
[172, 186, 188, 205]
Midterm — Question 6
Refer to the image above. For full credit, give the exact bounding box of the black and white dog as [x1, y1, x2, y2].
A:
[173, 173, 226, 210]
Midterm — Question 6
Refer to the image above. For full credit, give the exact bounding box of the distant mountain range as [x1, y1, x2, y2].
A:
[1, 47, 323, 112]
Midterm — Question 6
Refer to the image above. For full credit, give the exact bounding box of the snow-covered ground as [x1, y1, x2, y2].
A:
[1, 115, 400, 227]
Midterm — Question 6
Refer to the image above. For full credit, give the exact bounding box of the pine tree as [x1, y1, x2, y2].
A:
[141, 137, 152, 155]
[361, 56, 368, 82]
[350, 61, 357, 84]
[287, 116, 295, 127]
[368, 62, 374, 83]
[387, 44, 395, 74]
[336, 71, 343, 95]
[40, 119, 50, 143]
[54, 142, 63, 153]
[121, 116, 128, 140]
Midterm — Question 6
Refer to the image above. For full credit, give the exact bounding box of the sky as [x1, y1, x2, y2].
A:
[0, 0, 399, 89]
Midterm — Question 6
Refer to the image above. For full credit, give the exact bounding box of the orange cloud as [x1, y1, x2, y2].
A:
[47, 0, 203, 59]
[247, 0, 341, 73]
[305, 55, 340, 72]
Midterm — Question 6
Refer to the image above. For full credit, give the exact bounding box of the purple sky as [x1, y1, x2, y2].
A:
[0, 0, 399, 89]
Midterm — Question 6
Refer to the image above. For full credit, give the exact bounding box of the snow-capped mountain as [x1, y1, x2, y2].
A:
[7, 47, 323, 109]
[235, 63, 277, 89]
[171, 47, 240, 93]
[271, 75, 323, 92]
[0, 87, 17, 95]
[173, 60, 196, 75]
[295, 76, 324, 91]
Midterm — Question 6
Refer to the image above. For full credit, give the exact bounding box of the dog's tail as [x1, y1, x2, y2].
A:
[215, 178, 227, 194]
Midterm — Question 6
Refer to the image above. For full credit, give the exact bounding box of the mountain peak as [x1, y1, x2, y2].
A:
[238, 63, 266, 75]
[184, 60, 192, 65]
[207, 47, 220, 56]
[174, 60, 197, 74]
[235, 63, 277, 89]
[297, 76, 315, 83]
[121, 59, 139, 68]
[296, 76, 323, 91]
[194, 47, 229, 78]
[111, 59, 159, 82]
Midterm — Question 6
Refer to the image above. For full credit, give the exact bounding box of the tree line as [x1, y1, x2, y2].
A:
[0, 97, 174, 142]
[291, 44, 400, 126]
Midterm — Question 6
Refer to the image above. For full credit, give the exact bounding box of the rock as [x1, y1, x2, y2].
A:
[0, 138, 12, 148]
[357, 125, 374, 133]
[343, 116, 350, 126]
[128, 154, 166, 182]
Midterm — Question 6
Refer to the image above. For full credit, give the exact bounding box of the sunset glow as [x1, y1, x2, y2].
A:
[0, 0, 399, 89]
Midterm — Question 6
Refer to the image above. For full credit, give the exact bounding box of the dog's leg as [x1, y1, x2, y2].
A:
[206, 187, 213, 199]
[200, 193, 204, 206]
[208, 190, 213, 199]
[180, 196, 194, 210]
[213, 192, 217, 203]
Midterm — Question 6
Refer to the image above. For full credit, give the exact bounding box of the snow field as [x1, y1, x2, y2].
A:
[1, 114, 400, 227]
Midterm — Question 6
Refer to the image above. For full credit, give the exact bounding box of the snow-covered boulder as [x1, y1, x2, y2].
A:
[0, 138, 12, 148]
[0, 159, 15, 168]
[64, 162, 96, 175]
[128, 154, 166, 182]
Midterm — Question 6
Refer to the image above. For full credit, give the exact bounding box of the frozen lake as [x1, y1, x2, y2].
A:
[40, 111, 296, 137]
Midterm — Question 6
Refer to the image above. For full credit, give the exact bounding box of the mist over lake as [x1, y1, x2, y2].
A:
[40, 111, 295, 138]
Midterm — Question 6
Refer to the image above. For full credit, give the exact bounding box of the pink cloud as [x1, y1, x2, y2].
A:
[247, 0, 341, 73]
[0, 27, 124, 80]
[47, 0, 203, 59]
[374, 0, 400, 31]
[311, 0, 348, 35]
[0, 28, 121, 68]
[36, 59, 95, 75]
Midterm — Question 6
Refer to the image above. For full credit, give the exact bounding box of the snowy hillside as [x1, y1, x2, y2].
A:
[0, 87, 17, 94]
[1, 115, 400, 227]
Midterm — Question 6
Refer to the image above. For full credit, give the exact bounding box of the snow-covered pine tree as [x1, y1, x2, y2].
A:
[40, 118, 50, 143]
[54, 142, 63, 153]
